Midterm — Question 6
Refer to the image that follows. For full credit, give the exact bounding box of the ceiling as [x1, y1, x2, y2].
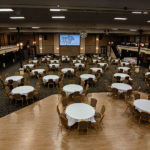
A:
[0, 0, 150, 34]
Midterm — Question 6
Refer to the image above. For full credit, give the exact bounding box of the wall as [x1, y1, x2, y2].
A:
[85, 34, 96, 53]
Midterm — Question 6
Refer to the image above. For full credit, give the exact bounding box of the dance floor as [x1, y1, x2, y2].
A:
[0, 92, 150, 150]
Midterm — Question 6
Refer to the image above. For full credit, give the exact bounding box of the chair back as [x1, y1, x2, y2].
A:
[90, 98, 97, 107]
[100, 105, 106, 115]
[78, 121, 89, 130]
[60, 114, 69, 129]
[134, 93, 140, 100]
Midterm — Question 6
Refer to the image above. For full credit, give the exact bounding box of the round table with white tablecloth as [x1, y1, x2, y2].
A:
[73, 60, 81, 63]
[111, 83, 132, 93]
[114, 73, 132, 81]
[5, 76, 23, 83]
[118, 67, 130, 72]
[92, 59, 100, 63]
[145, 72, 150, 77]
[65, 103, 96, 126]
[63, 84, 83, 95]
[90, 67, 103, 73]
[74, 63, 85, 68]
[50, 60, 59, 64]
[43, 75, 59, 83]
[32, 60, 38, 64]
[62, 57, 70, 61]
[112, 59, 119, 63]
[97, 63, 108, 67]
[23, 64, 34, 69]
[80, 74, 96, 81]
[61, 68, 74, 74]
[31, 69, 45, 75]
[49, 64, 59, 68]
[134, 99, 150, 114]
[11, 85, 34, 96]
[121, 62, 129, 66]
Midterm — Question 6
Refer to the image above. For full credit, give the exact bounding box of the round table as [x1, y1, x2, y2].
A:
[114, 73, 131, 81]
[118, 67, 130, 72]
[32, 60, 38, 64]
[61, 68, 74, 74]
[98, 63, 108, 67]
[90, 67, 103, 73]
[43, 75, 59, 83]
[97, 57, 104, 60]
[80, 74, 96, 81]
[73, 60, 81, 63]
[92, 59, 100, 63]
[65, 103, 96, 126]
[49, 64, 59, 68]
[111, 83, 132, 93]
[5, 76, 23, 83]
[145, 72, 150, 77]
[112, 59, 119, 63]
[11, 85, 34, 96]
[134, 99, 150, 114]
[121, 62, 129, 66]
[23, 64, 34, 69]
[74, 63, 85, 68]
[63, 84, 83, 95]
[50, 60, 59, 64]
[62, 57, 70, 61]
[32, 69, 45, 75]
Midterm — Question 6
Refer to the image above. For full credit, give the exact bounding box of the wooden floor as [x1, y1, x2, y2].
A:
[0, 92, 150, 150]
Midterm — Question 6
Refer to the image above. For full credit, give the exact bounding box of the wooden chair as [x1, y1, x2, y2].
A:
[148, 94, 150, 100]
[139, 112, 150, 124]
[134, 93, 140, 100]
[13, 94, 24, 105]
[48, 79, 55, 88]
[77, 121, 89, 135]
[90, 98, 97, 108]
[59, 114, 70, 130]
[26, 91, 34, 104]
[112, 88, 119, 99]
[72, 92, 83, 103]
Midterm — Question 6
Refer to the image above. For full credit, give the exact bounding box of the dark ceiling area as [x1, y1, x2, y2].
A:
[0, 0, 150, 33]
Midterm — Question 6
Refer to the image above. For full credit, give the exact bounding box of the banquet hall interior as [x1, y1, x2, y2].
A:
[0, 0, 150, 150]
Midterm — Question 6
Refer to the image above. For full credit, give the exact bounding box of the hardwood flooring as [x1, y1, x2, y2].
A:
[0, 92, 150, 150]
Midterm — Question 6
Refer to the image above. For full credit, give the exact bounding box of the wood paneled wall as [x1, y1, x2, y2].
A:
[85, 34, 96, 53]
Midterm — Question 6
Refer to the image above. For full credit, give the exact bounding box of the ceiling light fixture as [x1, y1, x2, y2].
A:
[8, 27, 16, 30]
[130, 29, 137, 31]
[147, 20, 150, 23]
[112, 28, 118, 30]
[131, 11, 142, 14]
[50, 9, 67, 12]
[10, 16, 25, 19]
[0, 8, 14, 12]
[52, 16, 65, 19]
[114, 17, 127, 21]
[32, 27, 40, 29]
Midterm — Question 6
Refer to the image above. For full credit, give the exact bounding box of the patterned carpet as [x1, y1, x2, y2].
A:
[0, 58, 148, 118]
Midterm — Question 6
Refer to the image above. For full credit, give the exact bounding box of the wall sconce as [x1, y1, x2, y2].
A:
[56, 47, 59, 50]
[33, 41, 36, 45]
[96, 38, 99, 41]
[141, 43, 144, 47]
[96, 47, 99, 50]
[17, 42, 23, 49]
[80, 47, 83, 50]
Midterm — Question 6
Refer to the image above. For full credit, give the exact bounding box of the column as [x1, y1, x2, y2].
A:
[39, 34, 43, 54]
[96, 35, 99, 53]
[80, 38, 85, 54]
[54, 34, 59, 56]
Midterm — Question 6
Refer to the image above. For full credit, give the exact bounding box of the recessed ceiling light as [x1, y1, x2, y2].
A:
[50, 9, 67, 12]
[114, 17, 127, 21]
[32, 27, 40, 29]
[130, 29, 137, 31]
[131, 11, 142, 14]
[52, 16, 65, 19]
[143, 11, 148, 15]
[0, 8, 14, 12]
[10, 16, 25, 19]
[147, 20, 150, 23]
[8, 27, 16, 30]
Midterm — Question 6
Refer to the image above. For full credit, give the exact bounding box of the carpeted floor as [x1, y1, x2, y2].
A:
[0, 59, 148, 118]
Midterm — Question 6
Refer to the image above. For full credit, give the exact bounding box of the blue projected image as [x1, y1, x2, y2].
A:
[60, 35, 80, 46]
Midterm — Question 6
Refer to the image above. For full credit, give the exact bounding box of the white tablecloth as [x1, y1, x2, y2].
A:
[74, 63, 85, 68]
[124, 57, 137, 64]
[121, 62, 129, 66]
[23, 64, 34, 69]
[73, 60, 81, 63]
[118, 67, 130, 72]
[49, 64, 59, 68]
[93, 59, 100, 63]
[63, 84, 83, 95]
[43, 75, 59, 82]
[11, 86, 34, 96]
[5, 76, 23, 83]
[97, 63, 108, 67]
[90, 67, 103, 73]
[61, 68, 74, 73]
[111, 83, 132, 93]
[50, 60, 59, 64]
[62, 57, 70, 61]
[134, 99, 150, 114]
[80, 74, 96, 81]
[97, 57, 104, 60]
[65, 103, 96, 126]
[32, 60, 38, 64]
[114, 73, 132, 81]
[32, 69, 45, 75]
[145, 72, 150, 77]
[112, 59, 119, 63]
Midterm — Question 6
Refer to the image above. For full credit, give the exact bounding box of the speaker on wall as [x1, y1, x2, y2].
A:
[99, 34, 104, 40]
[43, 34, 48, 40]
